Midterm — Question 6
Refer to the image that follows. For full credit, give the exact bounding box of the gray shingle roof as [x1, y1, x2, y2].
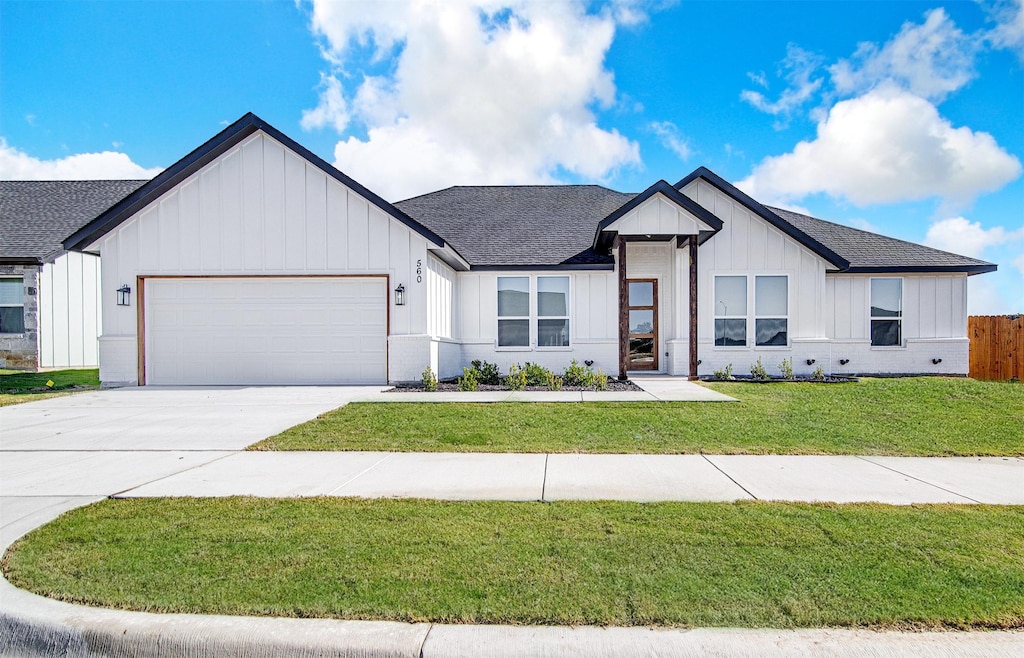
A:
[766, 206, 996, 272]
[395, 185, 634, 267]
[1, 180, 147, 262]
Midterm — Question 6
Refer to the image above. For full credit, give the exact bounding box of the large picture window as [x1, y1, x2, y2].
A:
[497, 275, 570, 348]
[497, 276, 530, 347]
[754, 276, 788, 346]
[714, 274, 789, 347]
[0, 277, 25, 334]
[714, 276, 747, 346]
[537, 276, 570, 347]
[871, 278, 902, 346]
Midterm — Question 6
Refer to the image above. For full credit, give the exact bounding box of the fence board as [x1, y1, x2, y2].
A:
[969, 315, 1023, 381]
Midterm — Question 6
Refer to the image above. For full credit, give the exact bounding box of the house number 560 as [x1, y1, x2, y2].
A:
[416, 259, 422, 283]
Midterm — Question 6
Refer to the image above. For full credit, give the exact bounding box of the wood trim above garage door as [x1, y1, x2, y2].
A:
[136, 274, 390, 386]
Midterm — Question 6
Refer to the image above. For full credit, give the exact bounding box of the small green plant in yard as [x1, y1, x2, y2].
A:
[469, 360, 500, 385]
[503, 363, 527, 390]
[457, 367, 479, 391]
[592, 368, 608, 391]
[750, 357, 769, 381]
[522, 362, 551, 387]
[421, 366, 438, 392]
[545, 372, 563, 391]
[811, 365, 826, 381]
[779, 357, 794, 380]
[712, 363, 734, 380]
[562, 359, 591, 387]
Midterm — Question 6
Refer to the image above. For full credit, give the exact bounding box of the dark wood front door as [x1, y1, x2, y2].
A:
[626, 279, 658, 371]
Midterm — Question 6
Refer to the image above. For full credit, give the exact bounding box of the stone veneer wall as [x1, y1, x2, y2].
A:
[0, 265, 40, 370]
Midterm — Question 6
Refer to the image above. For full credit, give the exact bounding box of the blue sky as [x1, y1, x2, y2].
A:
[1, 0, 1021, 312]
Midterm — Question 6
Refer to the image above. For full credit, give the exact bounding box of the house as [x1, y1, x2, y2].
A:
[0, 180, 146, 370]
[62, 113, 995, 386]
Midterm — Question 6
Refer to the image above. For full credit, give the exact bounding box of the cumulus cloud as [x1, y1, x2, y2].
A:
[301, 73, 351, 132]
[736, 85, 1021, 206]
[0, 138, 162, 180]
[925, 216, 1024, 259]
[740, 45, 824, 118]
[986, 0, 1024, 60]
[830, 8, 978, 102]
[303, 0, 641, 200]
[648, 121, 690, 160]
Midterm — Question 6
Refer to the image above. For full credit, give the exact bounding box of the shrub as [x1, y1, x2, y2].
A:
[458, 367, 479, 391]
[545, 372, 563, 391]
[778, 357, 794, 380]
[522, 362, 551, 387]
[469, 360, 501, 385]
[592, 368, 609, 391]
[563, 359, 592, 387]
[712, 364, 734, 380]
[421, 366, 438, 392]
[504, 363, 527, 390]
[750, 357, 769, 381]
[811, 365, 826, 381]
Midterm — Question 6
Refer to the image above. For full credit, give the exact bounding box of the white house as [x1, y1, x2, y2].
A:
[1, 180, 146, 371]
[62, 113, 996, 386]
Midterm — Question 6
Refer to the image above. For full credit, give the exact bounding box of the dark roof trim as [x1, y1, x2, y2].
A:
[470, 263, 614, 272]
[842, 265, 998, 275]
[0, 257, 41, 266]
[64, 113, 449, 253]
[675, 167, 850, 270]
[592, 180, 724, 250]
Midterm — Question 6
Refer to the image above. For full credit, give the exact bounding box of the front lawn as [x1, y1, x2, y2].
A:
[0, 368, 100, 407]
[252, 377, 1024, 456]
[4, 498, 1022, 629]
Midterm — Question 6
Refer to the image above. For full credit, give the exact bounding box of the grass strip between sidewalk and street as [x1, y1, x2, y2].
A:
[4, 498, 1022, 629]
[0, 368, 100, 407]
[252, 377, 1024, 456]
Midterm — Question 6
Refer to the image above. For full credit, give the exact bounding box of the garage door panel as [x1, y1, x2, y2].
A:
[145, 277, 387, 385]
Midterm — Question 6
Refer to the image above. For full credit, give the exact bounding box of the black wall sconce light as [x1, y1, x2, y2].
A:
[932, 358, 943, 365]
[116, 284, 131, 307]
[394, 284, 405, 306]
[839, 358, 850, 366]
[806, 359, 816, 366]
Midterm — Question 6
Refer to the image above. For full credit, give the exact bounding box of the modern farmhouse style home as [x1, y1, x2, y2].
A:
[62, 113, 995, 386]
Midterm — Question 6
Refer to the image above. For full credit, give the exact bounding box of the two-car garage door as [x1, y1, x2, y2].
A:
[144, 277, 387, 385]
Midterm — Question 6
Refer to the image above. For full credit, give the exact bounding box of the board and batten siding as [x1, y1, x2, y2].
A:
[94, 130, 432, 384]
[826, 274, 968, 340]
[425, 254, 456, 339]
[608, 194, 706, 235]
[38, 251, 102, 368]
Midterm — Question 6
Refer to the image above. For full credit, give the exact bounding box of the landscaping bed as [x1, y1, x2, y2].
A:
[390, 379, 642, 393]
[5, 498, 1022, 629]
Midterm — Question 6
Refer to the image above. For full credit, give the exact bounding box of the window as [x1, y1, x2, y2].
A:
[497, 275, 571, 348]
[714, 274, 789, 347]
[537, 276, 569, 347]
[0, 278, 25, 334]
[754, 276, 788, 346]
[871, 278, 902, 346]
[497, 276, 530, 347]
[714, 276, 747, 346]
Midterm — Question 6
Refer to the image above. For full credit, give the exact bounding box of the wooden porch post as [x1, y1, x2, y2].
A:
[689, 236, 699, 380]
[617, 235, 628, 380]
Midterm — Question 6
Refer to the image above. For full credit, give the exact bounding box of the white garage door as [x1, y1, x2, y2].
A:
[145, 277, 387, 385]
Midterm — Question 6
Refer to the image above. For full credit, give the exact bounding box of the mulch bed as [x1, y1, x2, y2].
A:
[389, 379, 643, 393]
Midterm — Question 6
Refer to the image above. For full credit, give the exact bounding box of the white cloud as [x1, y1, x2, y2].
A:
[1014, 252, 1024, 277]
[648, 120, 690, 160]
[925, 216, 1024, 259]
[740, 45, 824, 118]
[736, 85, 1022, 206]
[986, 0, 1024, 60]
[830, 8, 977, 102]
[304, 0, 641, 200]
[0, 138, 162, 180]
[301, 73, 351, 132]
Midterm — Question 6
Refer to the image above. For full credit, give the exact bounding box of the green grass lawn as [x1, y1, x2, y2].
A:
[252, 377, 1024, 456]
[4, 498, 1022, 629]
[0, 368, 100, 407]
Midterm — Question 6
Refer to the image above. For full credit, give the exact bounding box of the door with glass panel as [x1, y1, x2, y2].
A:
[627, 279, 658, 370]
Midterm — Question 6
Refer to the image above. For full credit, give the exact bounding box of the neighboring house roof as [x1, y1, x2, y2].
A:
[63, 113, 453, 257]
[395, 184, 635, 268]
[767, 206, 997, 274]
[0, 179, 147, 265]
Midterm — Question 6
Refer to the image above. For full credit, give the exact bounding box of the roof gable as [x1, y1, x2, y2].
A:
[592, 180, 723, 250]
[64, 113, 447, 253]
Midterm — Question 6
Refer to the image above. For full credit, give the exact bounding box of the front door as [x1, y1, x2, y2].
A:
[626, 279, 658, 371]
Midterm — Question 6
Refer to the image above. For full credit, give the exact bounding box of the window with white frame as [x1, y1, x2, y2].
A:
[0, 277, 25, 334]
[754, 275, 788, 346]
[714, 274, 789, 347]
[714, 276, 747, 346]
[497, 276, 530, 347]
[870, 278, 902, 346]
[537, 276, 570, 347]
[497, 275, 571, 348]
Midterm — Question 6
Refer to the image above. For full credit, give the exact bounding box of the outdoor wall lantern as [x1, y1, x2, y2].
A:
[116, 284, 132, 307]
[394, 284, 405, 306]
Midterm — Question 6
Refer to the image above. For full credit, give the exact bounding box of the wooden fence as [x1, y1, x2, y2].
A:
[968, 315, 1023, 381]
